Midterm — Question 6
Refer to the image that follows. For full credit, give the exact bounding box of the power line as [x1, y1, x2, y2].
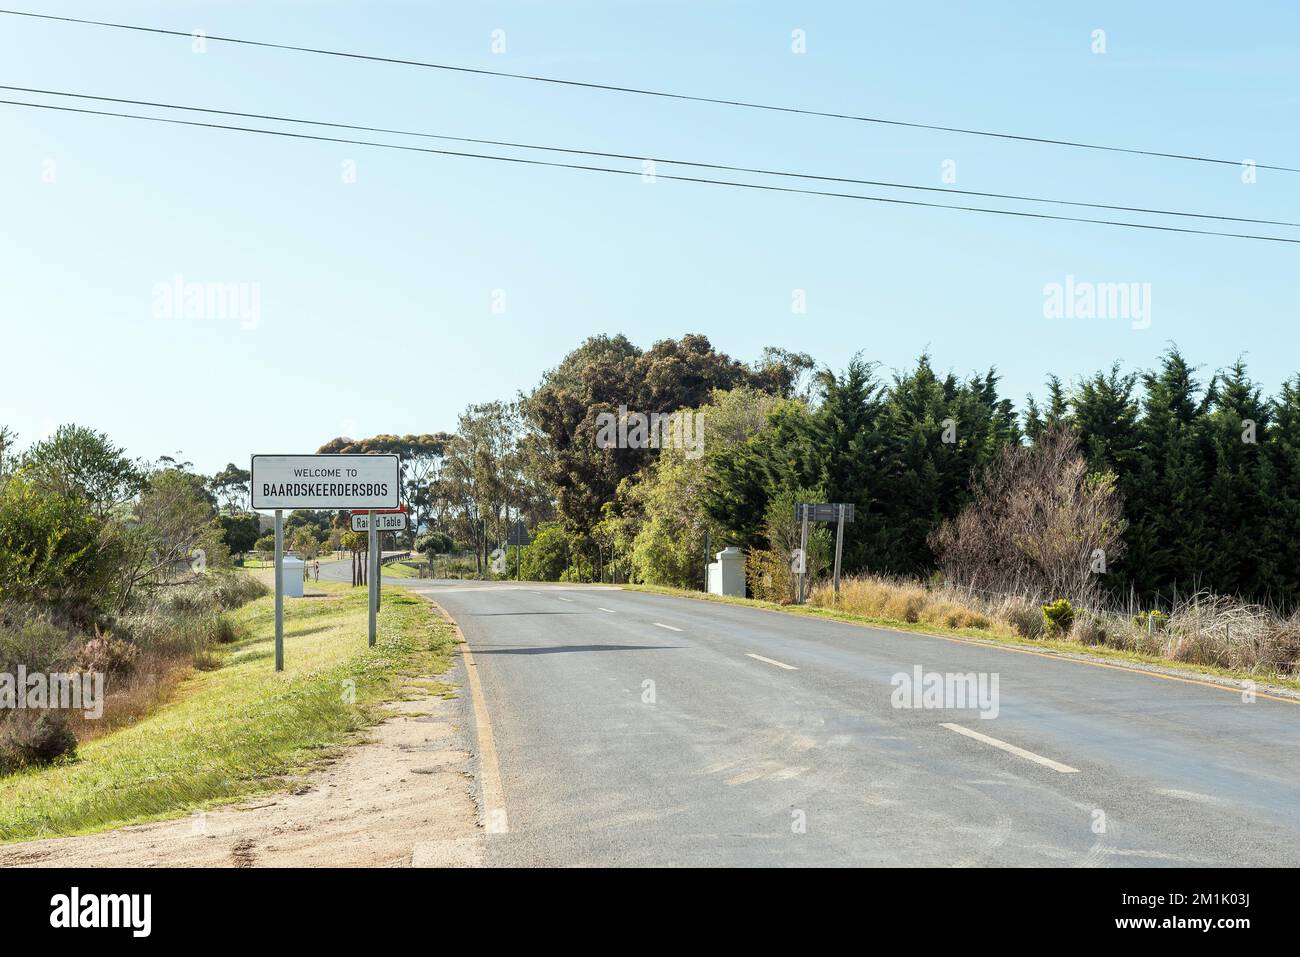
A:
[6, 84, 1295, 230]
[2, 6, 1294, 175]
[5, 97, 1297, 245]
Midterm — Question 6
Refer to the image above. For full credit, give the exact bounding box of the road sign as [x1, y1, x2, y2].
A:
[796, 502, 855, 523]
[794, 502, 855, 604]
[252, 453, 401, 673]
[251, 454, 399, 510]
[506, 520, 531, 547]
[351, 512, 408, 532]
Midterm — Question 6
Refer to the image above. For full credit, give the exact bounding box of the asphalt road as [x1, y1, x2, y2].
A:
[393, 578, 1300, 867]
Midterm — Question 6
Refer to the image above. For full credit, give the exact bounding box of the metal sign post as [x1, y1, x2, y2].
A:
[274, 509, 284, 671]
[367, 509, 378, 646]
[797, 506, 809, 604]
[794, 502, 855, 605]
[505, 520, 530, 581]
[833, 503, 846, 601]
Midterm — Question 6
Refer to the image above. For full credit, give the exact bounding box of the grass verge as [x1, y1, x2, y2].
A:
[0, 581, 456, 844]
[381, 560, 425, 579]
[617, 582, 1300, 695]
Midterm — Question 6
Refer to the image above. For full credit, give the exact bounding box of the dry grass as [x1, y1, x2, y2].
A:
[813, 576, 997, 633]
[812, 574, 1300, 679]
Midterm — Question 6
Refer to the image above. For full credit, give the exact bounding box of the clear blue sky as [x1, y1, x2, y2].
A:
[2, 1, 1297, 475]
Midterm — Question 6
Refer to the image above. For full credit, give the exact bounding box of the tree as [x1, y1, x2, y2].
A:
[521, 334, 801, 563]
[929, 426, 1127, 603]
[209, 463, 251, 512]
[24, 424, 145, 518]
[627, 450, 715, 588]
[415, 531, 453, 562]
[115, 469, 225, 609]
[519, 524, 572, 581]
[0, 426, 17, 480]
[341, 529, 368, 586]
[219, 512, 261, 559]
[441, 402, 526, 574]
[0, 470, 126, 624]
[289, 526, 321, 559]
[317, 433, 452, 533]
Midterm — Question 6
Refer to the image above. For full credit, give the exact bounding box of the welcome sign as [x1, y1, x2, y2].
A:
[251, 454, 400, 510]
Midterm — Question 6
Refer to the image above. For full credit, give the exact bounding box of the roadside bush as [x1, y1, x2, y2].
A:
[0, 473, 126, 625]
[746, 548, 794, 603]
[415, 531, 453, 560]
[1041, 599, 1075, 637]
[0, 711, 77, 773]
[520, 524, 571, 582]
[1071, 612, 1107, 646]
[995, 597, 1045, 638]
[0, 611, 80, 674]
[78, 631, 139, 674]
[213, 614, 247, 644]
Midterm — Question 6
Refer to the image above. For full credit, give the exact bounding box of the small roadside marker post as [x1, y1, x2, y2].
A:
[368, 509, 378, 646]
[274, 509, 284, 671]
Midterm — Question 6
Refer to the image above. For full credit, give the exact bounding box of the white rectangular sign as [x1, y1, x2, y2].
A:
[351, 512, 407, 532]
[251, 454, 400, 510]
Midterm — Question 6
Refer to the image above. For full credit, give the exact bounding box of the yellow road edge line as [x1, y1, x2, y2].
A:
[422, 596, 509, 834]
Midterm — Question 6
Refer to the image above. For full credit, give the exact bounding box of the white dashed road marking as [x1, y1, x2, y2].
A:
[940, 723, 1080, 774]
[745, 653, 799, 671]
[652, 622, 683, 632]
[598, 608, 617, 614]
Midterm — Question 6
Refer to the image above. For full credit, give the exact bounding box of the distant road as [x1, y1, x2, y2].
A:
[390, 579, 1300, 867]
[315, 553, 406, 583]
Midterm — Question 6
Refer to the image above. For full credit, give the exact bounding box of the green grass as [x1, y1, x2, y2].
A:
[0, 582, 457, 844]
[617, 583, 1300, 693]
[381, 560, 425, 579]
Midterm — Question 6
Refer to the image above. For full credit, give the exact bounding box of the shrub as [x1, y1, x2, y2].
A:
[1071, 612, 1107, 646]
[213, 614, 246, 644]
[0, 612, 80, 674]
[0, 473, 127, 624]
[79, 632, 139, 674]
[0, 711, 77, 773]
[747, 548, 794, 603]
[520, 524, 572, 582]
[415, 531, 453, 559]
[997, 598, 1045, 638]
[1041, 599, 1075, 637]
